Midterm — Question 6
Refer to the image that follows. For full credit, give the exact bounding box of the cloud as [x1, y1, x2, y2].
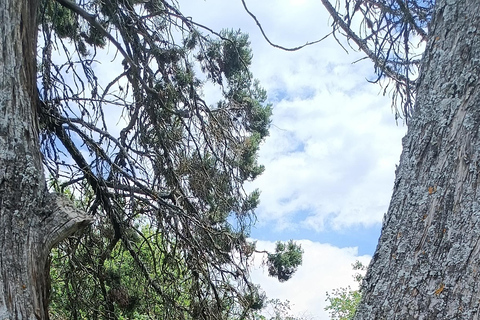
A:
[247, 56, 406, 231]
[251, 239, 371, 319]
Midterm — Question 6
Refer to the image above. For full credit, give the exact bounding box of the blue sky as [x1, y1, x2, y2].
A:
[252, 222, 382, 256]
[180, 0, 408, 318]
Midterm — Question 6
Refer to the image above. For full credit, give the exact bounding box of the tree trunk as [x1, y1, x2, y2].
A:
[0, 0, 91, 319]
[354, 0, 480, 319]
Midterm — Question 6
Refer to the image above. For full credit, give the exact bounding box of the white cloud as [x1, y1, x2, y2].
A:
[247, 54, 406, 231]
[251, 239, 371, 319]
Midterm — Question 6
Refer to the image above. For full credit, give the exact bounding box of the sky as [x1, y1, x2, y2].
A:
[179, 0, 408, 318]
[48, 0, 408, 318]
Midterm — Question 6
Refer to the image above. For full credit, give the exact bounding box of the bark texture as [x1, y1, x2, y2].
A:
[354, 0, 480, 319]
[0, 0, 91, 319]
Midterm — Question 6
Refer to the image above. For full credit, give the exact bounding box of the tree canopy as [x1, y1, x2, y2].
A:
[35, 0, 301, 318]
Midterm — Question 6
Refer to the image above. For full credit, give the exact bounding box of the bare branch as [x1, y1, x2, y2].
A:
[241, 0, 331, 51]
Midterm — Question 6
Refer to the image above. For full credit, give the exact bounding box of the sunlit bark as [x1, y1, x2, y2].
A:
[355, 0, 480, 318]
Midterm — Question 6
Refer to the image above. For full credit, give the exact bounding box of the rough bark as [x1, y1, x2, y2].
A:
[355, 0, 480, 319]
[0, 0, 91, 319]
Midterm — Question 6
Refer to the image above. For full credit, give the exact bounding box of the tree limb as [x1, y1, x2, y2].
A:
[241, 0, 331, 51]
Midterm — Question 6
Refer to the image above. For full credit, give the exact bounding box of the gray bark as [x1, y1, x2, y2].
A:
[354, 0, 480, 319]
[0, 0, 91, 319]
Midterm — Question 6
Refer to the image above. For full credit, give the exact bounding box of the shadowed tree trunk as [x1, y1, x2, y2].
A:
[0, 0, 91, 318]
[355, 0, 480, 318]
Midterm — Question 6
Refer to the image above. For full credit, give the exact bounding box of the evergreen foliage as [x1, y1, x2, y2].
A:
[267, 241, 304, 282]
[37, 0, 300, 318]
